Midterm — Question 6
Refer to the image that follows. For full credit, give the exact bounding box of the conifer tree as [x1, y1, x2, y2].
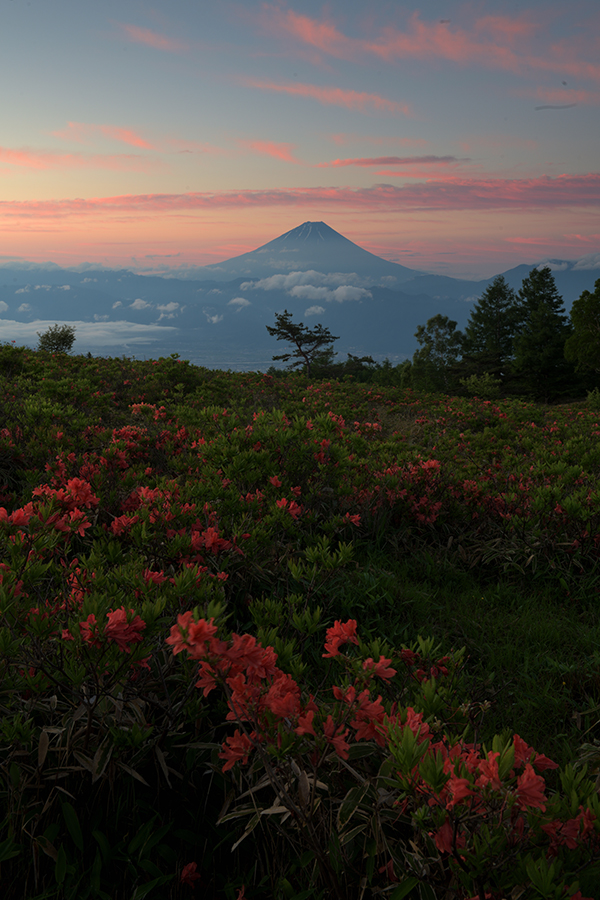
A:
[461, 276, 520, 380]
[511, 267, 575, 400]
[564, 279, 600, 373]
[266, 310, 339, 377]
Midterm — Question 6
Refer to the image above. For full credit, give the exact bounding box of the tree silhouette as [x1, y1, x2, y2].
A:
[266, 310, 339, 377]
[461, 276, 520, 381]
[412, 314, 464, 392]
[512, 268, 574, 400]
[564, 279, 600, 373]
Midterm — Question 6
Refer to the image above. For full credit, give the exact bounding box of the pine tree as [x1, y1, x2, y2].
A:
[461, 276, 520, 380]
[266, 310, 339, 377]
[511, 267, 575, 400]
[564, 279, 600, 373]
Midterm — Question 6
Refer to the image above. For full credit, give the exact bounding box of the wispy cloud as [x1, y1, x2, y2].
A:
[166, 137, 225, 155]
[519, 87, 599, 107]
[1, 174, 599, 219]
[117, 23, 189, 53]
[0, 146, 158, 172]
[242, 78, 411, 115]
[238, 140, 301, 163]
[458, 134, 538, 153]
[326, 134, 428, 148]
[260, 6, 600, 83]
[52, 122, 156, 150]
[316, 155, 467, 168]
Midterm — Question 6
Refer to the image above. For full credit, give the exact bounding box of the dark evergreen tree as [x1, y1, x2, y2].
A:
[511, 267, 576, 400]
[412, 314, 464, 392]
[564, 279, 600, 374]
[460, 276, 520, 381]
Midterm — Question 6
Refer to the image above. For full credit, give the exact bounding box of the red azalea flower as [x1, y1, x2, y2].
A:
[446, 774, 474, 809]
[515, 763, 547, 811]
[219, 729, 254, 771]
[322, 619, 359, 658]
[180, 861, 201, 887]
[363, 655, 396, 681]
[79, 613, 101, 647]
[105, 607, 146, 653]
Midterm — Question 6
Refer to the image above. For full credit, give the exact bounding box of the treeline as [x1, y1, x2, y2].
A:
[274, 269, 600, 402]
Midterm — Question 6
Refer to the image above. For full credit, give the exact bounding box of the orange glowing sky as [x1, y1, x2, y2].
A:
[1, 0, 599, 278]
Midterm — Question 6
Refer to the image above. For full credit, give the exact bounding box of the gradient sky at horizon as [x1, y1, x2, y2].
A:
[1, 0, 598, 279]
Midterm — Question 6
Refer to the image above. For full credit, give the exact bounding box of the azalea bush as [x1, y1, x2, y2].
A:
[1, 344, 600, 896]
[167, 613, 600, 900]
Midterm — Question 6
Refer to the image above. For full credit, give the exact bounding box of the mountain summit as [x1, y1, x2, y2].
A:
[196, 221, 422, 284]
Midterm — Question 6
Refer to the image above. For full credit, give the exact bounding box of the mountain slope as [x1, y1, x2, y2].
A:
[186, 221, 422, 284]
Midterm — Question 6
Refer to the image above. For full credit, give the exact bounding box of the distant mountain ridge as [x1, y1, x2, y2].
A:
[0, 222, 598, 369]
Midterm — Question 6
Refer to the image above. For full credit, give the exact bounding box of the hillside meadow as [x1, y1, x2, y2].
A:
[2, 344, 600, 899]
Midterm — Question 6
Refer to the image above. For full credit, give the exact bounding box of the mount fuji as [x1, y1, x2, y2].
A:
[177, 221, 423, 285]
[0, 222, 598, 369]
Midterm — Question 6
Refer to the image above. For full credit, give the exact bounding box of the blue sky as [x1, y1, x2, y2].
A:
[1, 0, 598, 278]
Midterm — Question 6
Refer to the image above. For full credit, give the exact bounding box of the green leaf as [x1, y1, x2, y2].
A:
[55, 844, 67, 885]
[93, 830, 111, 862]
[132, 874, 173, 898]
[390, 877, 420, 900]
[338, 822, 367, 846]
[337, 782, 372, 829]
[0, 837, 21, 862]
[62, 801, 84, 852]
[346, 742, 377, 760]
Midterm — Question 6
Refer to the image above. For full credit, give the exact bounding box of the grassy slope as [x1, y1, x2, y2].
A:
[2, 345, 600, 769]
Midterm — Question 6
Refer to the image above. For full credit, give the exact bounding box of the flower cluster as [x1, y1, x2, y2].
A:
[167, 614, 600, 898]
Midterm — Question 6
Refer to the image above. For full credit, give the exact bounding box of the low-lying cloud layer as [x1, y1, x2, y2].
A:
[0, 319, 177, 346]
[241, 269, 372, 303]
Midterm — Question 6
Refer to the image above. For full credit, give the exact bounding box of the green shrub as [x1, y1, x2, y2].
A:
[460, 371, 502, 399]
[37, 324, 76, 354]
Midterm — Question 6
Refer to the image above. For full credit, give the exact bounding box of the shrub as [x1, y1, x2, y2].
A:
[460, 371, 502, 399]
[586, 386, 600, 411]
[37, 324, 76, 354]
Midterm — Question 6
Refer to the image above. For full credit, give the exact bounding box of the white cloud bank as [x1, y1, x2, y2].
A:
[241, 269, 372, 303]
[241, 270, 365, 290]
[573, 253, 600, 270]
[0, 319, 176, 346]
[289, 284, 370, 303]
[228, 297, 251, 308]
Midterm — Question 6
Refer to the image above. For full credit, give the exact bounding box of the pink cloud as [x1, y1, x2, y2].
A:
[52, 122, 156, 149]
[117, 23, 188, 53]
[242, 78, 411, 114]
[261, 6, 600, 82]
[238, 140, 300, 163]
[504, 236, 562, 245]
[1, 174, 598, 220]
[317, 155, 466, 168]
[563, 233, 600, 245]
[0, 146, 158, 172]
